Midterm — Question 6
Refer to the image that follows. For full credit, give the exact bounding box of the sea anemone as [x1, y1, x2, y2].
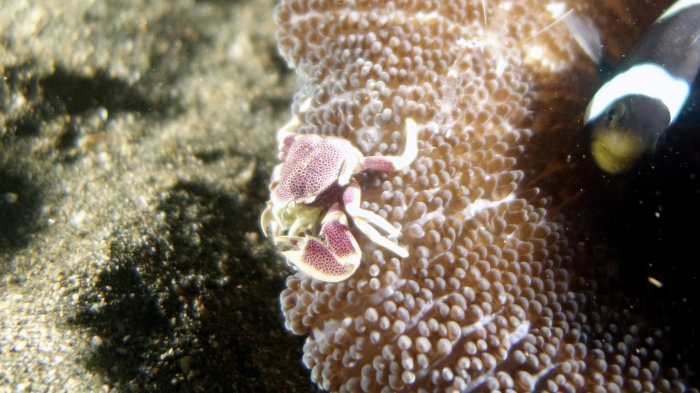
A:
[270, 0, 698, 391]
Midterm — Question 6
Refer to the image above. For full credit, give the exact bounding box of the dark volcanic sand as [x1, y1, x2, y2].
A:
[0, 0, 316, 391]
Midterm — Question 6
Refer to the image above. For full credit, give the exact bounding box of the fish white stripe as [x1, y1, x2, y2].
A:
[657, 0, 700, 22]
[584, 63, 690, 125]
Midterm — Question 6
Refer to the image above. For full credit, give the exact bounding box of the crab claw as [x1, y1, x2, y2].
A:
[278, 203, 361, 282]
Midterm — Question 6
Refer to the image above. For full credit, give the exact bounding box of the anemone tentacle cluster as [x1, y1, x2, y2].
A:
[270, 0, 698, 391]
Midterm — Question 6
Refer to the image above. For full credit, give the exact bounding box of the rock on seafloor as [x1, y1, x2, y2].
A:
[0, 0, 316, 392]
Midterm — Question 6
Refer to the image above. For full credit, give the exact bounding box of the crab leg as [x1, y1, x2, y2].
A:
[360, 118, 419, 171]
[342, 184, 409, 258]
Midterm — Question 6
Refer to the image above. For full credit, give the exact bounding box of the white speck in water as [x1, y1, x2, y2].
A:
[648, 277, 663, 288]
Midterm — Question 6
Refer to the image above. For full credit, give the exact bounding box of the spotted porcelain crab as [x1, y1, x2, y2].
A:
[261, 113, 420, 282]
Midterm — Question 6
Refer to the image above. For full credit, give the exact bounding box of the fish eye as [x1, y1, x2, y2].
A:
[605, 102, 626, 126]
[605, 107, 616, 123]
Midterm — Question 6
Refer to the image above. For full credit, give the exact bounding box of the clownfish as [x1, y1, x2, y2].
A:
[584, 0, 700, 174]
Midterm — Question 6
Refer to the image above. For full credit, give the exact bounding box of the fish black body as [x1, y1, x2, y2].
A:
[584, 0, 700, 174]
